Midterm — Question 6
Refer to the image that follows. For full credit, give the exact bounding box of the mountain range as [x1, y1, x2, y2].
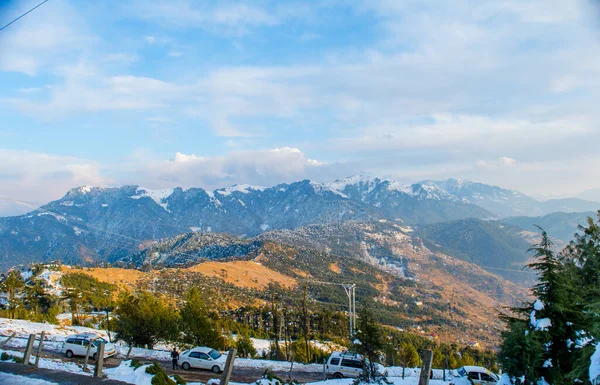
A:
[0, 176, 598, 270]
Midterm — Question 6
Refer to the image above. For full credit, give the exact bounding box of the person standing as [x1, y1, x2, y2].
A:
[171, 347, 179, 370]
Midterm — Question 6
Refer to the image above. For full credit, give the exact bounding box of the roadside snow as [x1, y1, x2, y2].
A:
[0, 372, 58, 385]
[105, 360, 154, 385]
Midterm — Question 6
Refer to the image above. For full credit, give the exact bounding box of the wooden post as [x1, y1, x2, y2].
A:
[23, 334, 35, 365]
[288, 350, 294, 383]
[0, 332, 16, 348]
[83, 339, 94, 372]
[34, 331, 45, 367]
[94, 342, 105, 378]
[418, 349, 433, 385]
[220, 348, 237, 385]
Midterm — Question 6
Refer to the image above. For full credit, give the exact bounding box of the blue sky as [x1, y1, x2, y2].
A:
[1, 0, 600, 215]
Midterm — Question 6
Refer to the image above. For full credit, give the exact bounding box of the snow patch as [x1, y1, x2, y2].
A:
[216, 184, 266, 196]
[534, 300, 545, 311]
[130, 188, 173, 212]
[590, 343, 600, 384]
[260, 224, 270, 231]
[105, 360, 155, 385]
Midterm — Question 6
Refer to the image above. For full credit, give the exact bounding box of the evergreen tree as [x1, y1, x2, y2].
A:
[355, 305, 386, 383]
[22, 279, 54, 319]
[179, 287, 224, 349]
[236, 332, 256, 358]
[397, 342, 420, 378]
[0, 270, 24, 319]
[499, 227, 591, 385]
[114, 290, 179, 349]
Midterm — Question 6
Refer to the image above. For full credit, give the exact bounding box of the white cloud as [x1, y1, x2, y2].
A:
[0, 0, 93, 75]
[0, 149, 111, 215]
[129, 0, 279, 35]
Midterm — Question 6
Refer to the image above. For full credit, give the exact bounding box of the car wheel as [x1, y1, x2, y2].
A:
[182, 362, 190, 370]
[334, 373, 343, 379]
[66, 350, 73, 358]
[212, 365, 221, 373]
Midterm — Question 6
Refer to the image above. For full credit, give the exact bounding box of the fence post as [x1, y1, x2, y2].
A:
[94, 342, 105, 378]
[83, 339, 94, 372]
[418, 349, 433, 385]
[34, 331, 45, 367]
[220, 348, 237, 385]
[323, 358, 326, 381]
[23, 334, 35, 365]
[0, 332, 16, 348]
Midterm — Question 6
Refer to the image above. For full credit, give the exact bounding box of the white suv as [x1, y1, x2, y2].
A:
[62, 333, 116, 360]
[325, 351, 386, 379]
[451, 366, 499, 385]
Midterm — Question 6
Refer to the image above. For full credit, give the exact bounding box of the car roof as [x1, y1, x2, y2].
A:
[330, 351, 362, 359]
[68, 333, 100, 339]
[190, 347, 213, 353]
[461, 366, 491, 373]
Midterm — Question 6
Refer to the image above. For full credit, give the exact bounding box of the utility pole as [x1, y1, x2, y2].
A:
[302, 284, 311, 362]
[343, 284, 356, 341]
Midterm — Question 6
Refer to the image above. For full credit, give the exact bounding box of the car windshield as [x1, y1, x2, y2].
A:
[209, 349, 221, 360]
[93, 338, 108, 346]
[458, 368, 467, 377]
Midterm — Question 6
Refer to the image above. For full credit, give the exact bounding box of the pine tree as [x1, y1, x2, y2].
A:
[0, 270, 24, 319]
[500, 229, 586, 385]
[355, 305, 386, 383]
[114, 290, 179, 349]
[179, 287, 224, 349]
[397, 342, 420, 378]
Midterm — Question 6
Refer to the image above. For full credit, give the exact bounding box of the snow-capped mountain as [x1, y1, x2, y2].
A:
[0, 176, 597, 268]
[418, 179, 599, 217]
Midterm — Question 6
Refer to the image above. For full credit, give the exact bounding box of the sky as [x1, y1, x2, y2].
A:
[1, 0, 600, 215]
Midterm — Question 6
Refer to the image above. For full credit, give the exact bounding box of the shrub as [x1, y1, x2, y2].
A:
[145, 362, 176, 385]
[236, 333, 256, 358]
[130, 359, 143, 369]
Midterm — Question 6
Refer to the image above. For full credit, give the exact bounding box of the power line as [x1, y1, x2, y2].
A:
[0, 0, 51, 32]
[480, 265, 536, 274]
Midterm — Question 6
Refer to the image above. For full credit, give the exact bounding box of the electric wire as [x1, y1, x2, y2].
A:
[0, 0, 50, 32]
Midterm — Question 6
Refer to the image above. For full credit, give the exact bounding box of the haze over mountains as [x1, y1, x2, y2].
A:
[0, 176, 598, 273]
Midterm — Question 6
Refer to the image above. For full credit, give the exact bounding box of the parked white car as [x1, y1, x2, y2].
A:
[325, 351, 386, 379]
[62, 333, 116, 360]
[178, 347, 226, 373]
[451, 366, 499, 385]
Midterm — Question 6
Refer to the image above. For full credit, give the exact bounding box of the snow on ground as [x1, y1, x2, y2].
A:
[305, 378, 450, 385]
[105, 360, 155, 385]
[247, 337, 343, 357]
[0, 372, 58, 385]
[0, 347, 90, 375]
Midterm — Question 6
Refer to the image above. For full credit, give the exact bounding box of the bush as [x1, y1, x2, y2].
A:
[236, 333, 256, 358]
[262, 368, 283, 385]
[1, 352, 10, 361]
[145, 362, 176, 385]
[172, 374, 187, 384]
[130, 359, 143, 369]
